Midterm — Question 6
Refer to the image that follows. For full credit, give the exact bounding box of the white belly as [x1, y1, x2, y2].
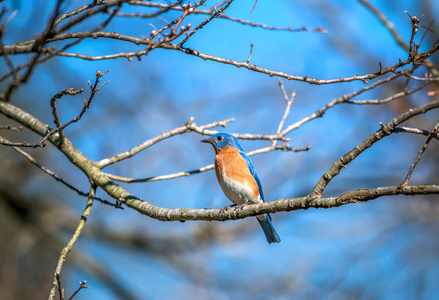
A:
[218, 174, 261, 205]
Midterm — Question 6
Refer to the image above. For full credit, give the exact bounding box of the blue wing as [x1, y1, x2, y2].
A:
[239, 152, 264, 201]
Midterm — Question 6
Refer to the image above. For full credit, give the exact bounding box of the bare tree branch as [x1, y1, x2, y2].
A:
[67, 280, 89, 300]
[310, 99, 439, 197]
[401, 119, 439, 185]
[48, 185, 96, 300]
[394, 126, 439, 139]
[98, 117, 235, 168]
[50, 88, 85, 144]
[0, 124, 22, 131]
[8, 32, 435, 84]
[0, 135, 118, 207]
[346, 81, 431, 104]
[1, 97, 438, 222]
[1, 1, 437, 299]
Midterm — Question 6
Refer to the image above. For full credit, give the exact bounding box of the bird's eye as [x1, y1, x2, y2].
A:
[217, 136, 223, 141]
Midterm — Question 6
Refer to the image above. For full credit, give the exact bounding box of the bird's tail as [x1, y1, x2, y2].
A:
[256, 214, 281, 244]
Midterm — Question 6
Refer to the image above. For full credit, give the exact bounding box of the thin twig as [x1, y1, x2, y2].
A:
[67, 280, 90, 300]
[279, 70, 414, 136]
[105, 164, 215, 183]
[0, 8, 19, 95]
[310, 99, 439, 197]
[12, 31, 436, 85]
[0, 5, 120, 84]
[50, 88, 85, 144]
[245, 44, 254, 63]
[179, 0, 231, 46]
[276, 80, 295, 136]
[48, 185, 96, 300]
[128, 1, 327, 33]
[1, 136, 119, 207]
[394, 126, 439, 139]
[3, 0, 64, 102]
[104, 143, 309, 183]
[400, 119, 439, 185]
[98, 117, 234, 168]
[55, 273, 63, 300]
[0, 124, 22, 131]
[405, 11, 423, 60]
[0, 137, 46, 148]
[346, 81, 431, 104]
[3, 31, 437, 86]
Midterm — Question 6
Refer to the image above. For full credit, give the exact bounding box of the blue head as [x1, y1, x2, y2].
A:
[201, 132, 244, 152]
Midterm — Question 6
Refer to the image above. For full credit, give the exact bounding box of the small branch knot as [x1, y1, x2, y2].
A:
[380, 122, 392, 135]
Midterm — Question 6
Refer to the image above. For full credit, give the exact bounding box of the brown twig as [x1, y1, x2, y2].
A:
[56, 273, 64, 300]
[48, 185, 96, 300]
[126, 1, 327, 33]
[310, 99, 439, 197]
[179, 0, 231, 46]
[2, 26, 437, 85]
[105, 143, 309, 183]
[3, 0, 64, 102]
[50, 88, 84, 144]
[346, 81, 431, 104]
[0, 137, 46, 148]
[0, 124, 22, 131]
[1, 136, 119, 207]
[8, 30, 434, 85]
[394, 126, 439, 139]
[68, 280, 90, 300]
[400, 119, 439, 185]
[0, 7, 19, 98]
[405, 11, 423, 60]
[56, 70, 109, 144]
[279, 69, 415, 136]
[245, 44, 254, 63]
[98, 117, 235, 168]
[0, 4, 120, 84]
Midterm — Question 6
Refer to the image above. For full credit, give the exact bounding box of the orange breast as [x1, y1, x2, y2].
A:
[214, 146, 260, 203]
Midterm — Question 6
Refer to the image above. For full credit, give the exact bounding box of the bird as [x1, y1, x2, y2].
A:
[201, 132, 281, 244]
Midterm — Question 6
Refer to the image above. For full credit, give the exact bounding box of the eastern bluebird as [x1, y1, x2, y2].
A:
[201, 132, 281, 244]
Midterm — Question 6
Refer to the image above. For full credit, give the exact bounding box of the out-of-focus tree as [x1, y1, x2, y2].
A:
[0, 0, 438, 299]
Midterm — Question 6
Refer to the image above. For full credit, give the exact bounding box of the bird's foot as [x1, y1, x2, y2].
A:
[222, 203, 237, 210]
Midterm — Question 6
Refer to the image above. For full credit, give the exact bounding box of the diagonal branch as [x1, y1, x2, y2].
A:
[98, 117, 235, 168]
[48, 185, 96, 300]
[310, 99, 439, 197]
[178, 0, 233, 46]
[50, 88, 85, 144]
[400, 119, 439, 185]
[394, 126, 439, 139]
[346, 81, 431, 104]
[105, 144, 309, 183]
[0, 137, 118, 207]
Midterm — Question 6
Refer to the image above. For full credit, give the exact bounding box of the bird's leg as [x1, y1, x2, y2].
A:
[223, 203, 237, 209]
[219, 203, 237, 214]
[244, 200, 258, 205]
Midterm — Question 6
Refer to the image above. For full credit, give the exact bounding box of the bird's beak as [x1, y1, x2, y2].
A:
[201, 138, 212, 144]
